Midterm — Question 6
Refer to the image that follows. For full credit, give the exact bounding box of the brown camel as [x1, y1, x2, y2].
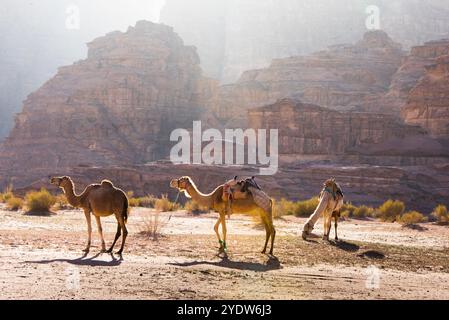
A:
[50, 176, 129, 255]
[170, 176, 276, 255]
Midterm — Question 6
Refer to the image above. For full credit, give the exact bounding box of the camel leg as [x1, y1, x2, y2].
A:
[322, 216, 330, 241]
[95, 216, 106, 252]
[220, 214, 228, 252]
[267, 210, 276, 255]
[83, 209, 92, 253]
[116, 215, 128, 255]
[214, 217, 224, 251]
[107, 224, 121, 253]
[334, 215, 339, 241]
[261, 214, 270, 254]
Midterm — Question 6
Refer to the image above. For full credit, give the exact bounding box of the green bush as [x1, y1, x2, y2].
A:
[25, 188, 56, 213]
[398, 211, 428, 225]
[377, 200, 405, 222]
[432, 205, 449, 224]
[7, 197, 23, 211]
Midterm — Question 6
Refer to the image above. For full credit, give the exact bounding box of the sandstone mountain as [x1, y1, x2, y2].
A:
[402, 52, 449, 137]
[247, 98, 440, 161]
[207, 31, 404, 125]
[383, 39, 449, 115]
[0, 21, 215, 186]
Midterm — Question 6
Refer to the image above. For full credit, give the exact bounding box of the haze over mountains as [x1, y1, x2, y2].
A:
[2, 0, 449, 140]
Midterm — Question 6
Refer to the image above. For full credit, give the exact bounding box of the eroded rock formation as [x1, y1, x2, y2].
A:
[383, 39, 449, 115]
[207, 31, 404, 123]
[402, 51, 449, 137]
[248, 98, 429, 159]
[0, 21, 215, 176]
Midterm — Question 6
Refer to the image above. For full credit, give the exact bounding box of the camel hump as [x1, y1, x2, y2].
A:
[101, 180, 115, 188]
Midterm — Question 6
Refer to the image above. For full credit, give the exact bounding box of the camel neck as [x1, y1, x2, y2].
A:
[186, 183, 213, 208]
[62, 181, 82, 207]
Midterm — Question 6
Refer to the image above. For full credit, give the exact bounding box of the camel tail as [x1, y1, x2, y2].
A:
[122, 195, 129, 224]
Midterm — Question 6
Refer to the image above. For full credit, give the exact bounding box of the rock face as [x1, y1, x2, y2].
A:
[402, 50, 449, 137]
[161, 0, 449, 83]
[383, 39, 449, 115]
[0, 0, 165, 141]
[248, 98, 449, 161]
[0, 21, 215, 178]
[208, 31, 404, 123]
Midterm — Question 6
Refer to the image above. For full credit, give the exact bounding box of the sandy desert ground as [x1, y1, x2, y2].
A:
[0, 203, 449, 300]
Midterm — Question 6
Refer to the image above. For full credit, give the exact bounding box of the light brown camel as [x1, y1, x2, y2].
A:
[50, 176, 129, 255]
[302, 178, 344, 241]
[170, 176, 276, 255]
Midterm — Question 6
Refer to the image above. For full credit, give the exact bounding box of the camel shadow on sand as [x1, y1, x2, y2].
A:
[24, 252, 123, 267]
[169, 255, 282, 272]
[329, 240, 360, 252]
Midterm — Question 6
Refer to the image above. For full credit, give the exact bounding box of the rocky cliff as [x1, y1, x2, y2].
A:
[248, 98, 431, 160]
[402, 50, 449, 137]
[0, 21, 215, 181]
[383, 39, 449, 115]
[207, 31, 404, 124]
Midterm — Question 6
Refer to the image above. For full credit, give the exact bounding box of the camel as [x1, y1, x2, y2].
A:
[50, 176, 129, 255]
[170, 176, 276, 255]
[303, 178, 344, 241]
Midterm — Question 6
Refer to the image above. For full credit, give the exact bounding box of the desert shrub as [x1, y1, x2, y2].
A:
[138, 195, 157, 208]
[377, 200, 405, 222]
[129, 195, 158, 208]
[7, 197, 23, 211]
[398, 211, 428, 225]
[128, 197, 140, 207]
[53, 194, 71, 211]
[294, 197, 320, 217]
[25, 188, 56, 213]
[353, 205, 374, 219]
[340, 202, 357, 218]
[184, 200, 209, 214]
[0, 184, 14, 203]
[139, 212, 171, 240]
[1, 191, 14, 203]
[432, 205, 449, 224]
[155, 194, 180, 212]
[274, 198, 297, 217]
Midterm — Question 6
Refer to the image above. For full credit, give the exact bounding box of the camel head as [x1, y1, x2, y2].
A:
[323, 178, 338, 192]
[170, 176, 195, 198]
[50, 176, 72, 189]
[170, 176, 192, 191]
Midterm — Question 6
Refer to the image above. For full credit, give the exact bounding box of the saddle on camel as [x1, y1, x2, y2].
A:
[222, 176, 271, 217]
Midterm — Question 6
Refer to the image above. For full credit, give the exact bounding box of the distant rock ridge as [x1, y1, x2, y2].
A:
[206, 31, 405, 124]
